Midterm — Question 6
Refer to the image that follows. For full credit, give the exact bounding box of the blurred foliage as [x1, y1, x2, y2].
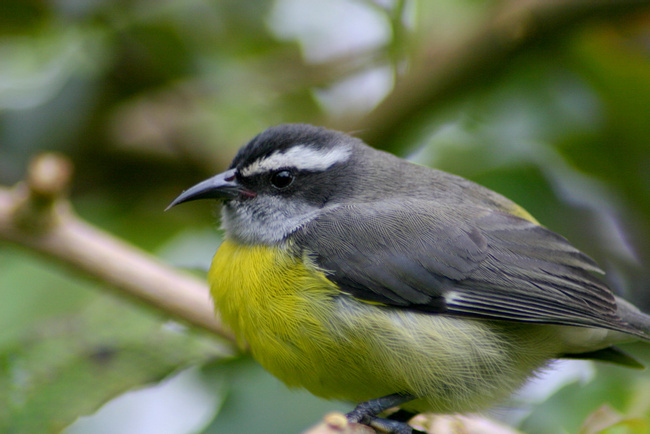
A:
[0, 0, 649, 433]
[519, 343, 650, 434]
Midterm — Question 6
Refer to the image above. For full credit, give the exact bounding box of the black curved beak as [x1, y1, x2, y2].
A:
[166, 168, 241, 210]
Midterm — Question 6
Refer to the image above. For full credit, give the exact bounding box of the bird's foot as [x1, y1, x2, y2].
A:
[345, 393, 424, 434]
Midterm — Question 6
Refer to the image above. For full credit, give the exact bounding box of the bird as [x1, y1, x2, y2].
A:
[168, 123, 650, 434]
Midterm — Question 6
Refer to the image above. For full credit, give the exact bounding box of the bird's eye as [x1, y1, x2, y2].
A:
[270, 170, 294, 189]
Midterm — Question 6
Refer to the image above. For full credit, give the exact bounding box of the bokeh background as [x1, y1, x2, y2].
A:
[1, 0, 650, 433]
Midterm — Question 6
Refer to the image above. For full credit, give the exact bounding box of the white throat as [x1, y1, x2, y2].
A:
[220, 196, 320, 245]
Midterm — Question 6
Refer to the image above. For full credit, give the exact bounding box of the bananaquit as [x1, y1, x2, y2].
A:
[169, 124, 650, 434]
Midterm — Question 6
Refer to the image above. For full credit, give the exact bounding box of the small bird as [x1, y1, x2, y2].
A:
[169, 124, 650, 434]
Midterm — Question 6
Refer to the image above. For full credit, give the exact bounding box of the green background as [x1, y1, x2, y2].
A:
[1, 1, 649, 433]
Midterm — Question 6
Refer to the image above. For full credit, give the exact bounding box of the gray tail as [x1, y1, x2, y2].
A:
[616, 296, 650, 341]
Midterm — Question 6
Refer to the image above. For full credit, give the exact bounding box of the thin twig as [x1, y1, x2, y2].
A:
[0, 153, 236, 345]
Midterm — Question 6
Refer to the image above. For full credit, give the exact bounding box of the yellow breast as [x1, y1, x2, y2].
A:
[208, 239, 341, 377]
[208, 240, 401, 402]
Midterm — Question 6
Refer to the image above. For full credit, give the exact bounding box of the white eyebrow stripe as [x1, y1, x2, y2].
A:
[241, 144, 351, 176]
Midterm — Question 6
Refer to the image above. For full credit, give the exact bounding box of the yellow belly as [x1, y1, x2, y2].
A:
[209, 239, 559, 413]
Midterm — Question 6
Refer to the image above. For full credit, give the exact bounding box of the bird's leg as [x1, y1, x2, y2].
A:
[346, 393, 422, 434]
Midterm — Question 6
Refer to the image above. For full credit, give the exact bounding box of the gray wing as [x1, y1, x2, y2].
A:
[295, 200, 639, 335]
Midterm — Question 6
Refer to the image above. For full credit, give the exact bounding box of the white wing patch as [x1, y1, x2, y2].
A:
[241, 144, 351, 176]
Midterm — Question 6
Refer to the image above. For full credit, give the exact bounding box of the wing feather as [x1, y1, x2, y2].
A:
[295, 200, 637, 334]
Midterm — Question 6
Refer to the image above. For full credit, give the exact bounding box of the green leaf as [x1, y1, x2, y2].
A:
[0, 295, 227, 433]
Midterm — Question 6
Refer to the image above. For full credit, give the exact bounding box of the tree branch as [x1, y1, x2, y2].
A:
[0, 153, 236, 345]
[305, 412, 521, 434]
[340, 0, 650, 152]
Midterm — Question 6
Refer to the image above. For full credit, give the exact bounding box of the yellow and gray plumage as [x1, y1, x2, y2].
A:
[169, 124, 650, 433]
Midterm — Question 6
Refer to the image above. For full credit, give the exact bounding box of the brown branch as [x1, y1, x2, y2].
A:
[0, 153, 236, 345]
[338, 0, 650, 152]
[305, 412, 522, 434]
